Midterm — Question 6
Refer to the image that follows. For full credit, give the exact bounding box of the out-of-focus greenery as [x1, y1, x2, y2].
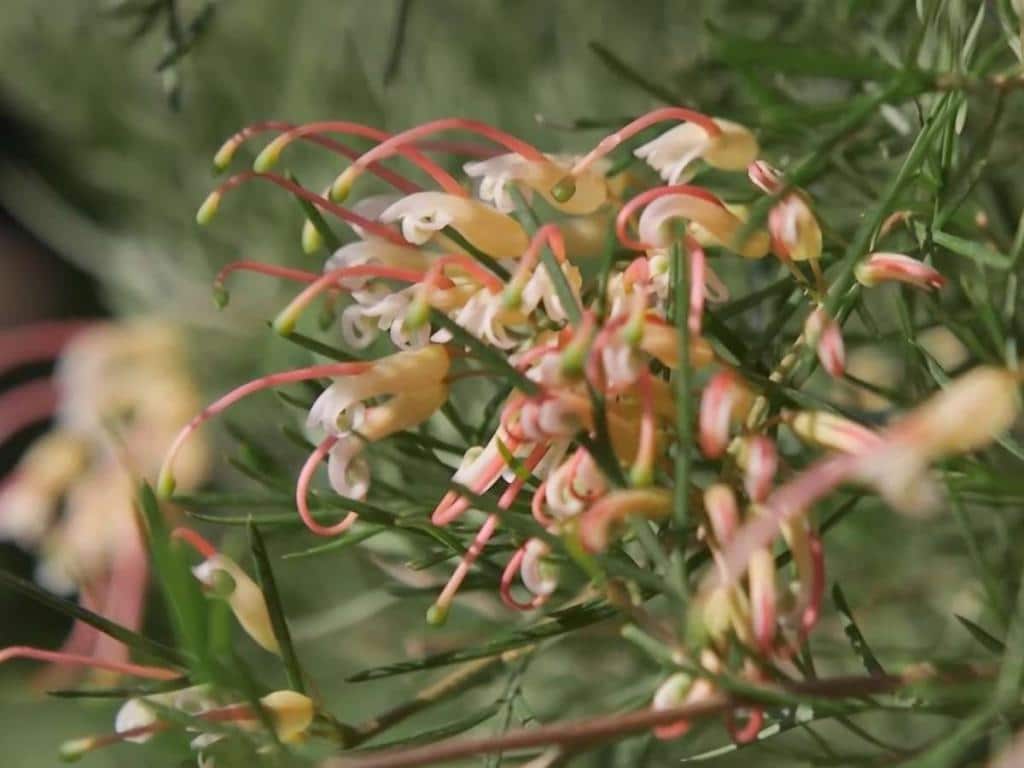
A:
[3, 1, 1024, 766]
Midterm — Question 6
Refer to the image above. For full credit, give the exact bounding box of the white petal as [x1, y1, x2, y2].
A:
[328, 439, 371, 499]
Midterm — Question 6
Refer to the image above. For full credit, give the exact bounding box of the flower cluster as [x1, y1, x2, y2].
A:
[0, 321, 209, 683]
[20, 107, 1014, 758]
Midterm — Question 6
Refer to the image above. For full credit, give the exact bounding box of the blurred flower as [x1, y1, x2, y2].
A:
[0, 320, 209, 679]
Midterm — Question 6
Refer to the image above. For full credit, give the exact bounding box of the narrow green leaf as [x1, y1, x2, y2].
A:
[274, 326, 357, 362]
[287, 171, 342, 252]
[832, 583, 886, 677]
[0, 568, 185, 667]
[248, 522, 306, 693]
[738, 78, 920, 249]
[823, 94, 961, 320]
[931, 229, 1010, 269]
[347, 598, 616, 680]
[947, 486, 1009, 624]
[495, 437, 531, 482]
[588, 41, 680, 104]
[139, 483, 210, 669]
[283, 524, 387, 559]
[440, 226, 510, 280]
[710, 26, 905, 81]
[47, 678, 189, 698]
[349, 704, 501, 753]
[961, 3, 987, 68]
[954, 615, 1005, 655]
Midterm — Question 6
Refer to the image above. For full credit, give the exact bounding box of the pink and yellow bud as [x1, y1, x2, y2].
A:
[889, 366, 1020, 459]
[854, 252, 946, 290]
[578, 488, 672, 552]
[749, 162, 822, 262]
[730, 435, 778, 502]
[783, 410, 881, 455]
[638, 321, 715, 370]
[747, 542, 777, 653]
[703, 484, 739, 548]
[699, 370, 754, 458]
[804, 307, 845, 379]
[636, 189, 770, 259]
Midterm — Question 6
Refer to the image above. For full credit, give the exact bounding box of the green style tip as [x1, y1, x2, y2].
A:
[550, 176, 576, 203]
[272, 312, 298, 337]
[212, 284, 230, 309]
[212, 141, 237, 174]
[628, 463, 653, 488]
[405, 300, 430, 331]
[302, 220, 325, 254]
[559, 345, 586, 379]
[156, 468, 176, 499]
[426, 603, 449, 626]
[252, 142, 283, 174]
[58, 738, 92, 763]
[502, 286, 523, 311]
[196, 192, 222, 226]
[329, 172, 354, 203]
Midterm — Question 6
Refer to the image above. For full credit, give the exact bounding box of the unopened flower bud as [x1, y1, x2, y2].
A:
[804, 307, 845, 379]
[855, 252, 946, 291]
[193, 554, 279, 654]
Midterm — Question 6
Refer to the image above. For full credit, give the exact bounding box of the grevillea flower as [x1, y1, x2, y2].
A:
[748, 160, 823, 262]
[0, 321, 209, 681]
[61, 686, 314, 763]
[380, 192, 530, 259]
[302, 345, 450, 518]
[707, 366, 1021, 594]
[804, 306, 846, 379]
[699, 370, 754, 458]
[172, 528, 279, 653]
[594, 110, 758, 185]
[783, 409, 882, 454]
[618, 185, 771, 259]
[854, 252, 947, 290]
[148, 104, 1009, 756]
[464, 152, 609, 214]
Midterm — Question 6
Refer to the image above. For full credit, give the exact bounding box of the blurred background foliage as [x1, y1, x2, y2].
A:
[1, 1, 1022, 765]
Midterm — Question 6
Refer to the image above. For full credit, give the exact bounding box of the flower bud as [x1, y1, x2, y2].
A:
[699, 370, 753, 458]
[804, 307, 845, 379]
[261, 690, 315, 743]
[855, 252, 946, 291]
[193, 555, 279, 653]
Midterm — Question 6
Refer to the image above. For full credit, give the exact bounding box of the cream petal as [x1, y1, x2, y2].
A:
[340, 304, 380, 349]
[635, 123, 710, 180]
[381, 192, 530, 258]
[328, 438, 371, 499]
[349, 194, 402, 241]
[521, 539, 558, 596]
[652, 672, 692, 710]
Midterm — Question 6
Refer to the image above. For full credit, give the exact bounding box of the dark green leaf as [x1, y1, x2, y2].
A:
[954, 614, 1005, 655]
[0, 568, 185, 667]
[832, 583, 886, 677]
[347, 598, 616, 680]
[248, 522, 306, 693]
